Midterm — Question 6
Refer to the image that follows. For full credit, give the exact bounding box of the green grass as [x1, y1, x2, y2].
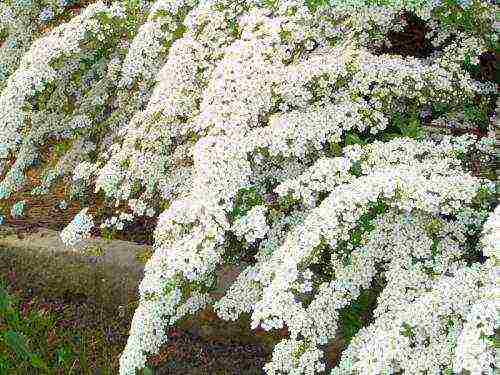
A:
[0, 268, 160, 374]
[1, 277, 83, 373]
[0, 245, 145, 374]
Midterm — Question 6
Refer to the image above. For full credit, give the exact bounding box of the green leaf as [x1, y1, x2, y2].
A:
[0, 351, 13, 372]
[56, 346, 73, 366]
[487, 334, 500, 349]
[306, 0, 330, 11]
[30, 355, 48, 370]
[345, 132, 365, 146]
[349, 161, 363, 177]
[3, 331, 31, 361]
[401, 117, 424, 140]
[382, 133, 401, 141]
[0, 285, 12, 312]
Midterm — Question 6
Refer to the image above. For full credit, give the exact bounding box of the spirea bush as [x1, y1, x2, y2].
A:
[0, 0, 498, 374]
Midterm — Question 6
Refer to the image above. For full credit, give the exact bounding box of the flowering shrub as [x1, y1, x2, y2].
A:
[10, 200, 26, 218]
[0, 0, 498, 374]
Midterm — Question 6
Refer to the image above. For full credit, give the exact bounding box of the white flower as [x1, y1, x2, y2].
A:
[231, 205, 270, 244]
[58, 200, 68, 210]
[10, 200, 26, 218]
[73, 161, 98, 181]
[60, 207, 94, 248]
[39, 7, 54, 22]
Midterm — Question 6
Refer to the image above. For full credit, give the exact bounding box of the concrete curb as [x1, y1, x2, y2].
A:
[0, 225, 148, 276]
[0, 225, 255, 316]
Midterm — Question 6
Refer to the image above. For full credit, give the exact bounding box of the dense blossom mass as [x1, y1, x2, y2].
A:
[0, 0, 498, 374]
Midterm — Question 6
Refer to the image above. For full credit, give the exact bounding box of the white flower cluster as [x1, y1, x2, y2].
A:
[68, 114, 92, 131]
[169, 290, 212, 325]
[480, 205, 500, 262]
[128, 198, 155, 217]
[263, 338, 326, 375]
[231, 204, 270, 244]
[99, 211, 135, 231]
[0, 1, 132, 202]
[118, 1, 497, 372]
[119, 0, 198, 88]
[10, 199, 26, 218]
[73, 160, 99, 182]
[453, 296, 500, 375]
[60, 207, 94, 248]
[213, 265, 263, 321]
[119, 286, 183, 375]
[0, 1, 119, 158]
[333, 263, 498, 375]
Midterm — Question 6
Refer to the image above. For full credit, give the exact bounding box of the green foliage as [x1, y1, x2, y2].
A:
[292, 339, 310, 361]
[425, 217, 443, 236]
[378, 110, 426, 142]
[462, 96, 493, 132]
[462, 52, 482, 79]
[336, 199, 388, 265]
[433, 0, 492, 35]
[0, 280, 54, 372]
[129, 178, 142, 197]
[229, 186, 264, 221]
[162, 273, 184, 296]
[400, 322, 415, 340]
[227, 17, 241, 38]
[55, 346, 74, 367]
[222, 230, 248, 265]
[304, 237, 330, 270]
[53, 139, 73, 158]
[263, 0, 278, 9]
[431, 102, 450, 118]
[0, 27, 8, 43]
[26, 81, 58, 112]
[327, 141, 343, 157]
[276, 193, 301, 214]
[339, 287, 380, 345]
[349, 160, 362, 177]
[100, 226, 116, 242]
[430, 238, 440, 257]
[344, 132, 367, 147]
[307, 232, 380, 298]
[486, 332, 500, 349]
[393, 113, 425, 140]
[162, 19, 188, 51]
[471, 184, 497, 211]
[305, 0, 330, 11]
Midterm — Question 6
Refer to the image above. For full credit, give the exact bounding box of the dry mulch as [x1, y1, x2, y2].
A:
[0, 135, 157, 246]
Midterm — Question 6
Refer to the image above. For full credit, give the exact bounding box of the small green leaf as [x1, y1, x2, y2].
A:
[0, 286, 12, 312]
[349, 161, 363, 177]
[345, 132, 365, 146]
[382, 133, 401, 141]
[56, 346, 73, 366]
[30, 355, 48, 370]
[487, 334, 500, 349]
